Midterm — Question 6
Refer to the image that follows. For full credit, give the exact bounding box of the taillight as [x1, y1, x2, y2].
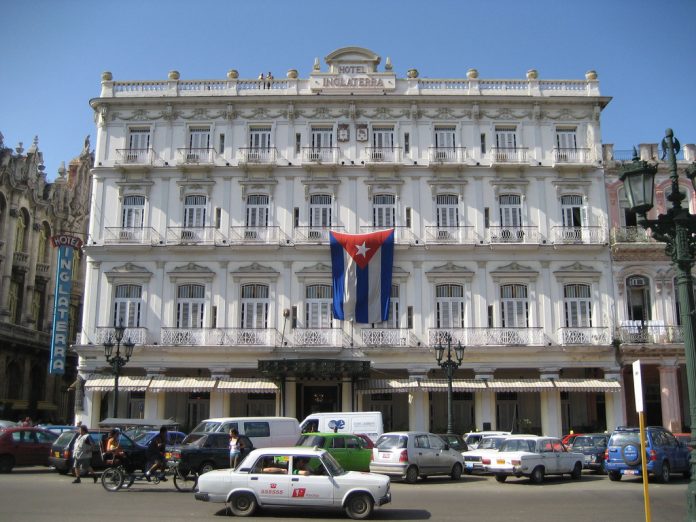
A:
[511, 459, 521, 466]
[64, 450, 71, 459]
[172, 451, 181, 459]
[482, 458, 490, 465]
[649, 450, 657, 461]
[604, 449, 608, 461]
[399, 450, 408, 463]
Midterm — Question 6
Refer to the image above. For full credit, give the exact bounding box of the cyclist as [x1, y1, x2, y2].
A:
[145, 427, 168, 481]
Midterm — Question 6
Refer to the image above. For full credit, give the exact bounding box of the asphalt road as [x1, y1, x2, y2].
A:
[0, 467, 688, 522]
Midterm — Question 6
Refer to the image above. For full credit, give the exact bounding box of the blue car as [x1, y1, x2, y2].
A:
[604, 426, 689, 483]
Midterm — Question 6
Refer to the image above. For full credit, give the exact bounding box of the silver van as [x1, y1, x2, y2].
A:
[369, 431, 465, 483]
[191, 417, 300, 448]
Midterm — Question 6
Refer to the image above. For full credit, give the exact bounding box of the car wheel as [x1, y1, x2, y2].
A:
[345, 493, 374, 520]
[199, 462, 215, 475]
[0, 455, 14, 473]
[608, 471, 621, 481]
[530, 466, 545, 484]
[657, 461, 671, 483]
[494, 474, 507, 483]
[621, 443, 642, 466]
[101, 467, 124, 492]
[451, 463, 463, 480]
[404, 465, 419, 484]
[571, 462, 582, 480]
[228, 492, 258, 517]
[173, 469, 198, 492]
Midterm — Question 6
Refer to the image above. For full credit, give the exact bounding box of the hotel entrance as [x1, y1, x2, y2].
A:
[298, 384, 340, 419]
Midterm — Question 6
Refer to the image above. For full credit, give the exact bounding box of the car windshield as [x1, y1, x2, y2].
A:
[132, 432, 154, 444]
[297, 435, 326, 447]
[500, 439, 535, 452]
[479, 437, 504, 450]
[54, 432, 75, 446]
[610, 432, 640, 446]
[191, 421, 221, 433]
[321, 452, 346, 476]
[182, 433, 206, 446]
[572, 435, 607, 448]
[376, 434, 408, 450]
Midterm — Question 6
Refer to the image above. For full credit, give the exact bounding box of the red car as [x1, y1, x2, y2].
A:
[0, 426, 58, 472]
[562, 433, 584, 447]
[356, 433, 375, 449]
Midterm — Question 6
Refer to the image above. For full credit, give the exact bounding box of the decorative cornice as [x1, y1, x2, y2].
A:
[490, 262, 539, 280]
[167, 262, 215, 282]
[425, 262, 474, 281]
[105, 262, 153, 282]
[231, 262, 279, 281]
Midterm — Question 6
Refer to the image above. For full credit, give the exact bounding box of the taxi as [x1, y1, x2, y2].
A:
[195, 447, 391, 519]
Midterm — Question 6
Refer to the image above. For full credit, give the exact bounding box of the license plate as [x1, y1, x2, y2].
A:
[54, 451, 60, 458]
[165, 452, 171, 459]
[584, 455, 592, 462]
[623, 469, 638, 475]
[497, 459, 506, 465]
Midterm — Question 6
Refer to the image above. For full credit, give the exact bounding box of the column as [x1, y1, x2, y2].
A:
[604, 370, 626, 432]
[540, 372, 562, 437]
[0, 208, 17, 319]
[474, 372, 495, 430]
[76, 389, 101, 428]
[209, 390, 225, 418]
[144, 391, 166, 419]
[284, 378, 297, 419]
[408, 388, 429, 431]
[21, 220, 39, 324]
[659, 363, 682, 433]
[341, 378, 353, 412]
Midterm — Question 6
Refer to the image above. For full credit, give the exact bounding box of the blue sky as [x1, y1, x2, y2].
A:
[2, 0, 695, 179]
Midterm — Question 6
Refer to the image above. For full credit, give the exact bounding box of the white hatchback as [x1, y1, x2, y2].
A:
[195, 447, 391, 520]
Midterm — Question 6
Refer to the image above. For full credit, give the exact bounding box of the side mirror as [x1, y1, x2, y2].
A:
[443, 443, 450, 451]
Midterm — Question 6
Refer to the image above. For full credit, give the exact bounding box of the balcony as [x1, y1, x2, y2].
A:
[424, 226, 477, 245]
[551, 226, 607, 245]
[487, 226, 541, 245]
[428, 147, 468, 165]
[552, 148, 592, 165]
[360, 328, 420, 348]
[293, 226, 343, 244]
[301, 147, 339, 165]
[95, 326, 150, 345]
[359, 226, 420, 246]
[616, 322, 684, 344]
[35, 262, 50, 278]
[610, 226, 656, 244]
[489, 147, 530, 165]
[177, 147, 216, 166]
[166, 226, 224, 246]
[558, 327, 611, 346]
[292, 328, 344, 349]
[115, 148, 154, 167]
[428, 327, 547, 347]
[228, 226, 281, 245]
[364, 147, 400, 164]
[160, 327, 280, 348]
[104, 227, 162, 245]
[13, 251, 29, 270]
[237, 147, 278, 166]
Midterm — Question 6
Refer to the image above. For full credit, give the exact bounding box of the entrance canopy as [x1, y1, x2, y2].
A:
[258, 359, 371, 380]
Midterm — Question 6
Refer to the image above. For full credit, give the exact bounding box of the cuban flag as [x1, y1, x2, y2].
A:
[330, 229, 395, 324]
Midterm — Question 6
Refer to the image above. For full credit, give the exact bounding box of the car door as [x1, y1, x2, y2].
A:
[328, 436, 350, 470]
[663, 431, 687, 471]
[345, 435, 371, 471]
[428, 435, 452, 474]
[289, 456, 335, 506]
[413, 434, 434, 472]
[248, 453, 291, 505]
[552, 438, 573, 472]
[11, 431, 35, 466]
[538, 438, 558, 473]
[207, 434, 230, 468]
[34, 430, 56, 466]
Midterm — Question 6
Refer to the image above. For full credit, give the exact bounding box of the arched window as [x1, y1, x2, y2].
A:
[309, 194, 332, 229]
[435, 284, 464, 328]
[114, 284, 142, 327]
[14, 211, 26, 252]
[500, 284, 528, 327]
[626, 275, 651, 322]
[36, 223, 51, 264]
[373, 194, 396, 228]
[246, 195, 270, 228]
[241, 284, 269, 329]
[436, 194, 459, 229]
[177, 284, 205, 328]
[305, 284, 333, 328]
[564, 284, 592, 327]
[122, 195, 145, 229]
[184, 195, 207, 228]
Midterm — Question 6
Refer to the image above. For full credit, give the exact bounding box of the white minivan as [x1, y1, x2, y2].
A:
[300, 411, 384, 441]
[191, 417, 300, 448]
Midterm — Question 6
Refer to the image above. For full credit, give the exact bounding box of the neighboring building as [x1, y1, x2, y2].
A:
[76, 46, 621, 435]
[605, 141, 696, 432]
[0, 134, 92, 423]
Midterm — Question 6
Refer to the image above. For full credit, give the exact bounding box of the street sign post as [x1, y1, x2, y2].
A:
[633, 360, 651, 522]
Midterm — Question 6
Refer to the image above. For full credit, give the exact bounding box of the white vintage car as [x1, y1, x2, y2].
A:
[486, 436, 584, 484]
[195, 447, 391, 519]
[463, 435, 510, 473]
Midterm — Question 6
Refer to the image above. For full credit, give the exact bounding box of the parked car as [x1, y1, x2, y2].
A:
[356, 434, 375, 449]
[437, 434, 468, 452]
[369, 431, 464, 483]
[132, 430, 187, 447]
[0, 427, 58, 472]
[0, 420, 18, 429]
[300, 412, 384, 443]
[191, 417, 300, 448]
[38, 425, 77, 435]
[48, 429, 147, 474]
[166, 432, 254, 475]
[487, 435, 584, 484]
[463, 435, 510, 474]
[195, 447, 391, 519]
[562, 433, 584, 447]
[570, 433, 608, 473]
[463, 431, 510, 450]
[604, 426, 690, 483]
[674, 433, 692, 450]
[296, 432, 372, 471]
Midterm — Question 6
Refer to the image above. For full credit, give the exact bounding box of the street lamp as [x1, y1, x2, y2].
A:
[434, 334, 465, 435]
[103, 320, 135, 417]
[620, 129, 696, 517]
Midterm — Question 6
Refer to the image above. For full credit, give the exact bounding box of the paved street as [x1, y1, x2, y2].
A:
[0, 468, 688, 522]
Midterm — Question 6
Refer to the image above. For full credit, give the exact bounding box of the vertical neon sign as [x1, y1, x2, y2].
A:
[49, 235, 83, 375]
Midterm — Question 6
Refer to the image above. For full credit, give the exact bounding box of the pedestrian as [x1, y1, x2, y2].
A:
[266, 71, 273, 89]
[21, 417, 32, 427]
[258, 72, 265, 89]
[72, 425, 97, 483]
[229, 428, 241, 469]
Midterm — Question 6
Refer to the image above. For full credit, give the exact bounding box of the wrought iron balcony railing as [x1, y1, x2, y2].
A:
[428, 327, 547, 347]
[104, 227, 162, 245]
[364, 147, 400, 163]
[616, 323, 684, 344]
[487, 226, 541, 244]
[551, 226, 606, 244]
[610, 226, 656, 243]
[489, 147, 529, 164]
[292, 328, 344, 348]
[237, 147, 278, 164]
[228, 226, 281, 244]
[428, 147, 468, 164]
[424, 226, 477, 244]
[293, 226, 343, 244]
[115, 148, 154, 165]
[360, 328, 419, 347]
[301, 147, 339, 164]
[160, 327, 281, 347]
[177, 147, 216, 164]
[95, 326, 150, 345]
[552, 148, 591, 164]
[166, 226, 224, 245]
[557, 327, 611, 345]
[359, 226, 420, 245]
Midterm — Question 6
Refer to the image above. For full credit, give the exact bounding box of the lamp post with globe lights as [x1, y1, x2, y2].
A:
[434, 334, 465, 435]
[103, 320, 135, 417]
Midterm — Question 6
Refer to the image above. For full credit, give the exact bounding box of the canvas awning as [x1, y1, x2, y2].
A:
[216, 378, 278, 393]
[84, 376, 152, 392]
[148, 376, 216, 392]
[416, 379, 488, 392]
[553, 379, 622, 392]
[485, 379, 556, 391]
[356, 379, 413, 394]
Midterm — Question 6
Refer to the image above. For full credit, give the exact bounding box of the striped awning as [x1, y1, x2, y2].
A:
[216, 378, 278, 393]
[356, 379, 413, 394]
[553, 379, 622, 392]
[485, 379, 556, 391]
[148, 376, 216, 392]
[85, 376, 152, 392]
[416, 379, 488, 392]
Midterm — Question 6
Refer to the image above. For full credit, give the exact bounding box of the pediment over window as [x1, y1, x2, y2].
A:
[176, 175, 215, 200]
[301, 175, 341, 200]
[239, 176, 278, 200]
[490, 178, 529, 197]
[116, 178, 154, 199]
[231, 262, 279, 281]
[105, 263, 153, 282]
[324, 47, 381, 72]
[490, 262, 538, 280]
[167, 262, 215, 282]
[426, 176, 467, 199]
[425, 262, 474, 281]
[554, 261, 601, 280]
[551, 179, 591, 199]
[296, 262, 332, 280]
[364, 176, 404, 199]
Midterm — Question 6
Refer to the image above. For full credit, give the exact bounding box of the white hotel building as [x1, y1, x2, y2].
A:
[75, 47, 624, 435]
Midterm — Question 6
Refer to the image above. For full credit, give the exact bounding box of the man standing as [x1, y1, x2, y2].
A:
[72, 425, 97, 483]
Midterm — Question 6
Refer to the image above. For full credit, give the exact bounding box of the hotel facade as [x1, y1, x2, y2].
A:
[76, 46, 642, 434]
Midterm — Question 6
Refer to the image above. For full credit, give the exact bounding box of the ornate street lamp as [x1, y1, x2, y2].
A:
[103, 320, 135, 417]
[620, 129, 696, 517]
[435, 334, 465, 435]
